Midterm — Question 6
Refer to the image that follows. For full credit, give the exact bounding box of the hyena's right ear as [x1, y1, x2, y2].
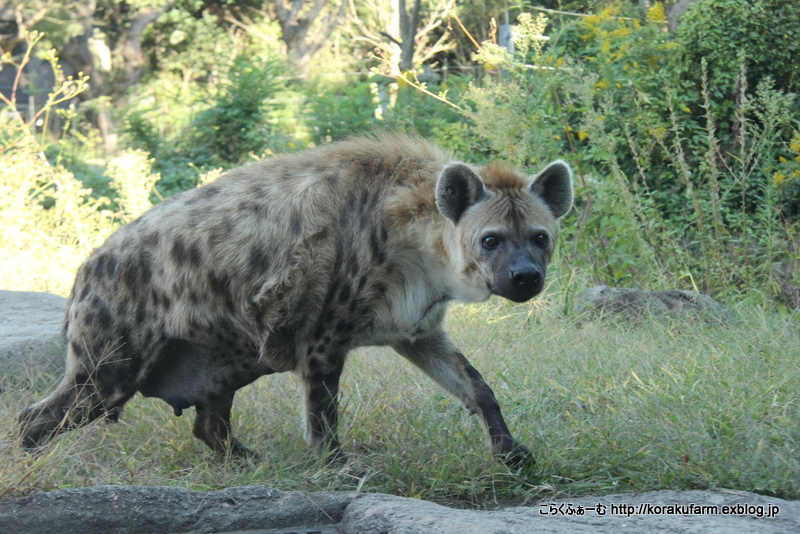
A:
[529, 159, 574, 219]
[435, 164, 489, 224]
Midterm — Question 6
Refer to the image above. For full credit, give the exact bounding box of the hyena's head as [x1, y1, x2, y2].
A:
[436, 160, 573, 303]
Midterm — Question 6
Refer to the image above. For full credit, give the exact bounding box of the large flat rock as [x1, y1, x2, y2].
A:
[1, 486, 796, 534]
[342, 489, 798, 534]
[0, 486, 353, 534]
[0, 290, 67, 383]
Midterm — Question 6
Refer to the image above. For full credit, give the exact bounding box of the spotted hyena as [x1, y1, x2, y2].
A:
[19, 135, 573, 464]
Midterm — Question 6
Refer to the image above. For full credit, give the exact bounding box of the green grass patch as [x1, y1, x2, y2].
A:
[2, 296, 799, 506]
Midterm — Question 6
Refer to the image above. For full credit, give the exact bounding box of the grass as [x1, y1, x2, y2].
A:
[2, 283, 800, 507]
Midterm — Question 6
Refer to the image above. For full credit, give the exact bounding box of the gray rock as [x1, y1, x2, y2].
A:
[0, 485, 354, 534]
[342, 489, 799, 534]
[574, 285, 735, 323]
[2, 485, 797, 534]
[0, 290, 67, 384]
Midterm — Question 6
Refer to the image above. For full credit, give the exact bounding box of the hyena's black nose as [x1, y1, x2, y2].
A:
[511, 266, 541, 288]
[502, 263, 544, 303]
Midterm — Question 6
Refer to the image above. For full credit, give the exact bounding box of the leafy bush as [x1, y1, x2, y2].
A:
[676, 0, 800, 98]
[305, 80, 379, 144]
[187, 57, 286, 166]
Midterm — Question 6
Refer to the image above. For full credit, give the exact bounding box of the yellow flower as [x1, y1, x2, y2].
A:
[595, 80, 609, 90]
[790, 132, 800, 153]
[578, 131, 590, 141]
[647, 2, 666, 23]
[684, 107, 691, 113]
[554, 135, 562, 140]
[773, 172, 787, 186]
[779, 156, 787, 163]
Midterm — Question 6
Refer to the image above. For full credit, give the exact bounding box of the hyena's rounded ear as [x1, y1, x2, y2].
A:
[435, 163, 489, 224]
[529, 159, 574, 218]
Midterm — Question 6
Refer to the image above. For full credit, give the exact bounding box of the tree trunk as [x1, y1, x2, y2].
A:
[668, 0, 698, 32]
[397, 0, 421, 72]
[118, 1, 174, 88]
[274, 0, 347, 74]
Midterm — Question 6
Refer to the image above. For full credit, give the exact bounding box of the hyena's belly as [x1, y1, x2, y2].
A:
[139, 338, 275, 415]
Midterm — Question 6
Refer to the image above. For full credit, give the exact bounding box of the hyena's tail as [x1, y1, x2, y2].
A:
[18, 343, 140, 451]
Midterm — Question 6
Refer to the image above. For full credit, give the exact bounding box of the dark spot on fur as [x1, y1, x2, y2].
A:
[189, 291, 200, 304]
[201, 185, 221, 198]
[122, 258, 140, 291]
[346, 253, 360, 278]
[171, 238, 187, 265]
[322, 335, 332, 345]
[79, 284, 91, 303]
[290, 210, 302, 236]
[338, 284, 351, 304]
[74, 371, 90, 385]
[143, 231, 160, 247]
[370, 230, 385, 265]
[94, 255, 107, 279]
[136, 303, 147, 325]
[97, 302, 113, 331]
[141, 256, 152, 285]
[70, 341, 83, 358]
[105, 256, 117, 278]
[188, 244, 202, 267]
[313, 321, 326, 340]
[248, 246, 269, 273]
[335, 321, 353, 335]
[333, 245, 344, 275]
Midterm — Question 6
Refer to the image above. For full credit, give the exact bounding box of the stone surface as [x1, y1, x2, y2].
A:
[342, 489, 799, 534]
[1, 486, 797, 534]
[574, 285, 735, 323]
[0, 290, 67, 383]
[0, 486, 354, 534]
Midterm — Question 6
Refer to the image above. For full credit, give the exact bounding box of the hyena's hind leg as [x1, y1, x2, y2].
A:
[18, 337, 141, 451]
[193, 392, 258, 459]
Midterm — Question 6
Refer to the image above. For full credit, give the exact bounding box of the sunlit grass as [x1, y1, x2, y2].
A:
[3, 288, 799, 506]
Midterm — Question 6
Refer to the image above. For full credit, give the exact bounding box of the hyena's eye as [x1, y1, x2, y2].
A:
[482, 234, 501, 250]
[532, 233, 549, 248]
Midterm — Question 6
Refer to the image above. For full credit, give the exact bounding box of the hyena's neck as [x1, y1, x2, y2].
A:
[387, 207, 489, 305]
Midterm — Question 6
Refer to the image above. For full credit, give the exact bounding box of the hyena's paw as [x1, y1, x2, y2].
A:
[222, 438, 261, 462]
[18, 403, 64, 452]
[325, 446, 348, 467]
[498, 442, 535, 467]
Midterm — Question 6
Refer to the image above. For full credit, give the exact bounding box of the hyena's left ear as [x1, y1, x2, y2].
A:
[529, 159, 574, 218]
[436, 163, 489, 224]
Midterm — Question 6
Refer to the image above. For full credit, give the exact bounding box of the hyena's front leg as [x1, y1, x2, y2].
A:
[393, 329, 533, 465]
[300, 351, 347, 464]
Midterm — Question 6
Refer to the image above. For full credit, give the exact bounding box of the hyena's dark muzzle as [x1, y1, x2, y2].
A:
[495, 249, 546, 303]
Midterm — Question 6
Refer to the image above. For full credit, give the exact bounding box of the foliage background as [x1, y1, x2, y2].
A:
[2, 0, 797, 306]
